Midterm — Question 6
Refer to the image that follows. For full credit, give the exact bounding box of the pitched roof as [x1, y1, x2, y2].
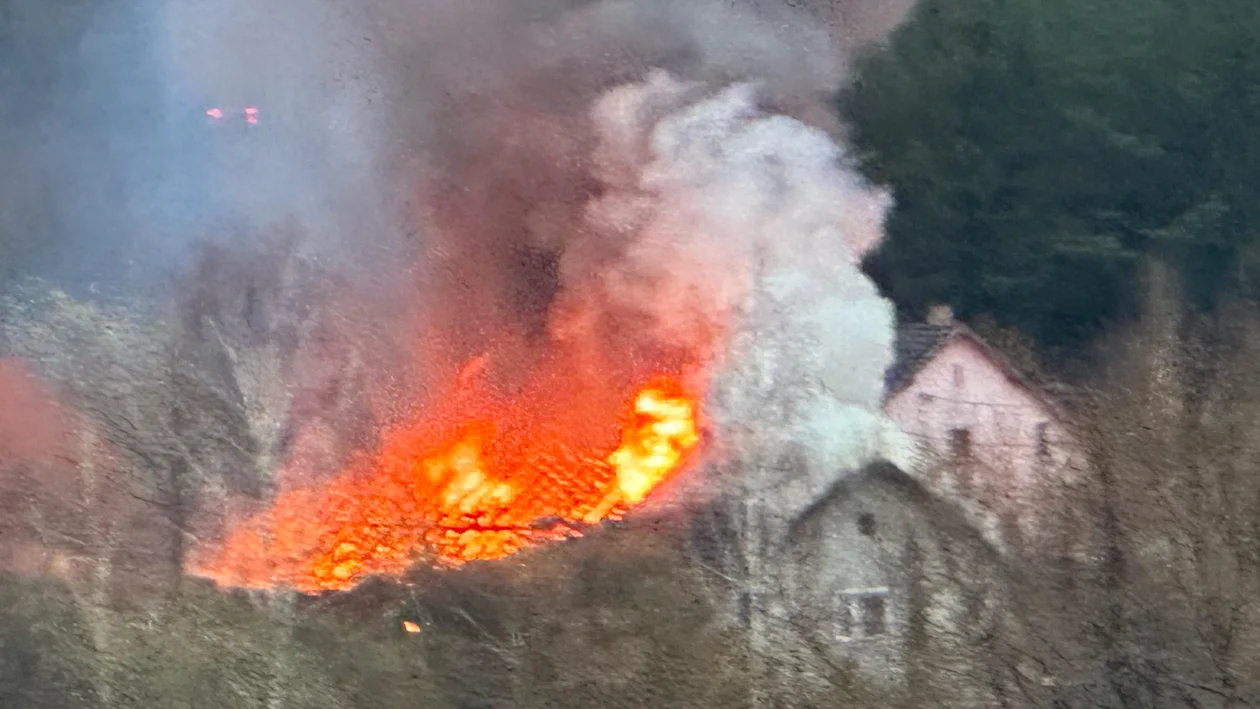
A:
[785, 460, 1004, 567]
[884, 323, 955, 394]
[884, 320, 1076, 425]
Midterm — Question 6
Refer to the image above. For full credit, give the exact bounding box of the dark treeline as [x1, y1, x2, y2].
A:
[848, 0, 1260, 352]
[845, 4, 1260, 707]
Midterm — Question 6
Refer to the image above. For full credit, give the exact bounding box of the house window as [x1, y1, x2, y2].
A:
[837, 588, 891, 640]
[949, 428, 972, 458]
[1035, 422, 1050, 460]
[857, 513, 877, 537]
[861, 595, 888, 636]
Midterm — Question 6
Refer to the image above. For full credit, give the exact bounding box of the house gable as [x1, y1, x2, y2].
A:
[885, 323, 954, 395]
[774, 461, 1006, 698]
[882, 323, 1094, 558]
[885, 327, 1082, 481]
[887, 326, 1069, 422]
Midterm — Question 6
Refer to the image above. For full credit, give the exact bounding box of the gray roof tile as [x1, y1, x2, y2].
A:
[884, 323, 955, 394]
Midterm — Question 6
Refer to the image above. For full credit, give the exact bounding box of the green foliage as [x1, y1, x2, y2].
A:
[845, 0, 1260, 349]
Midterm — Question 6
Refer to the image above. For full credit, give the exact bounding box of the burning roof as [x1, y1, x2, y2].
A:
[187, 45, 909, 594]
[191, 352, 706, 592]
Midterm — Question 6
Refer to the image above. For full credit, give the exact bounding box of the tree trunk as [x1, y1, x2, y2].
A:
[1139, 254, 1185, 427]
[264, 590, 297, 709]
[77, 427, 116, 706]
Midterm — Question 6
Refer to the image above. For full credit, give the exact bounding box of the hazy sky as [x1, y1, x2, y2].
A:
[0, 0, 914, 302]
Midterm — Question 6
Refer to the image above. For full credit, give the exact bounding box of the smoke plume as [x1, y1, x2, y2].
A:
[568, 70, 916, 519]
[4, 0, 920, 552]
[150, 0, 913, 322]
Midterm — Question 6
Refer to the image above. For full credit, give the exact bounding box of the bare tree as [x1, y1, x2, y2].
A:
[966, 280, 1260, 709]
[0, 287, 253, 589]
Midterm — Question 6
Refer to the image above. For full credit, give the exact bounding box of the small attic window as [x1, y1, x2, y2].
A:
[838, 600, 854, 637]
[1035, 422, 1050, 459]
[861, 594, 888, 636]
[857, 513, 876, 537]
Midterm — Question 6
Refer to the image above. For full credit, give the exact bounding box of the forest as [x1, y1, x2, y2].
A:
[851, 0, 1260, 354]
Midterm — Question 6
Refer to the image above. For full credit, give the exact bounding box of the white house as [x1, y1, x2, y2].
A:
[882, 305, 1094, 557]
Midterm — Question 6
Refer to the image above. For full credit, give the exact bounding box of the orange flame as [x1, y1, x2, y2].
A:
[191, 364, 702, 593]
[584, 388, 700, 524]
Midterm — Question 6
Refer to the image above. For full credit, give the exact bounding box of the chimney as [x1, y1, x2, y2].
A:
[926, 304, 954, 326]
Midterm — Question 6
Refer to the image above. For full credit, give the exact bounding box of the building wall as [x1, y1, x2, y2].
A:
[884, 337, 1091, 552]
[773, 470, 1008, 708]
[777, 486, 915, 692]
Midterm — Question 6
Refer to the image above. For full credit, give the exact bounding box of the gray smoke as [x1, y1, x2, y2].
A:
[3, 0, 914, 319]
[156, 0, 907, 375]
[4, 0, 920, 515]
[3, 0, 906, 296]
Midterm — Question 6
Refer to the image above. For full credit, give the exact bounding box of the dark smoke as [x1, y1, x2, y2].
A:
[355, 0, 890, 355]
[2, 0, 912, 308]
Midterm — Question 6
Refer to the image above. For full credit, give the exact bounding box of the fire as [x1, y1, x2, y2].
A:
[612, 390, 699, 503]
[584, 389, 700, 524]
[192, 363, 703, 593]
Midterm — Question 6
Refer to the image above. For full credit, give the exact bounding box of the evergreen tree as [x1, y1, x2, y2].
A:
[845, 0, 1260, 350]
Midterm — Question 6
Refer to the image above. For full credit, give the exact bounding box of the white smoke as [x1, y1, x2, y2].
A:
[563, 70, 917, 518]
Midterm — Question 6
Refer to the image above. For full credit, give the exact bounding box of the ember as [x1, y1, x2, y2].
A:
[191, 357, 703, 593]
